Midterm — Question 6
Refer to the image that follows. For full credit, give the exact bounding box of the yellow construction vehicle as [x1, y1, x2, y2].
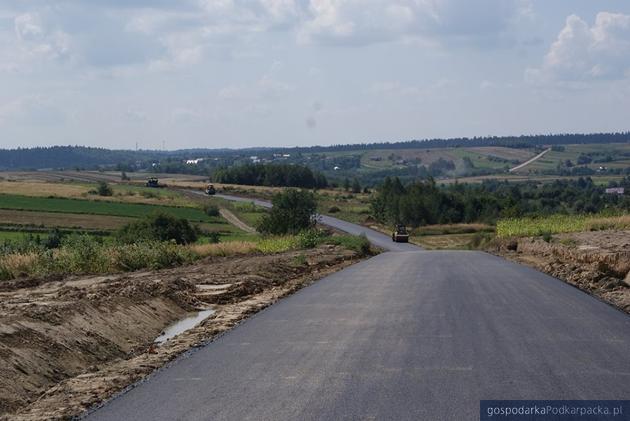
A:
[392, 224, 409, 243]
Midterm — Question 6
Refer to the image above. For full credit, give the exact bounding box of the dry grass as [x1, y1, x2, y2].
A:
[584, 215, 630, 231]
[412, 233, 478, 250]
[189, 241, 259, 257]
[0, 181, 89, 197]
[0, 253, 39, 278]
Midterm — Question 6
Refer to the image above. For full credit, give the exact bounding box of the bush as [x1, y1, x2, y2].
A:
[204, 204, 220, 217]
[257, 189, 317, 235]
[297, 229, 325, 249]
[327, 234, 371, 256]
[96, 181, 113, 197]
[44, 228, 64, 249]
[116, 212, 198, 245]
[328, 206, 341, 213]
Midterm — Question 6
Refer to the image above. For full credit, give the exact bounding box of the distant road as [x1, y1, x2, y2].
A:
[509, 148, 551, 173]
[212, 192, 418, 252]
[88, 191, 630, 421]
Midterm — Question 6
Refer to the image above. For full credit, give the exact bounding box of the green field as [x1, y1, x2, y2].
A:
[516, 143, 630, 173]
[0, 194, 219, 222]
[496, 214, 630, 237]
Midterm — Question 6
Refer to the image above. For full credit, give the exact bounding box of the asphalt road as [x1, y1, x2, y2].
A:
[214, 192, 417, 252]
[87, 194, 630, 420]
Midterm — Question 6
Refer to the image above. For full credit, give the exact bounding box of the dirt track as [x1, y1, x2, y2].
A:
[219, 208, 256, 233]
[0, 245, 362, 420]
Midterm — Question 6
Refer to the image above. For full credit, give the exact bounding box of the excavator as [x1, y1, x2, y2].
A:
[392, 224, 409, 243]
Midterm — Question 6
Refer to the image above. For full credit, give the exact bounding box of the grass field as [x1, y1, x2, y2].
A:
[513, 143, 630, 174]
[0, 181, 196, 207]
[0, 209, 134, 230]
[0, 194, 218, 221]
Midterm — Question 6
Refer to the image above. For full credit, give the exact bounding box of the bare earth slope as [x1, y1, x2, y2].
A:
[493, 230, 630, 313]
[0, 245, 360, 420]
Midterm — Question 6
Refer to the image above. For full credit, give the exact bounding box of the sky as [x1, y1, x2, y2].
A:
[1, 0, 630, 150]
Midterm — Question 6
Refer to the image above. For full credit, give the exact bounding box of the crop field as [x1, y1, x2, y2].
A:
[0, 180, 196, 207]
[496, 214, 630, 237]
[0, 194, 218, 222]
[0, 209, 134, 230]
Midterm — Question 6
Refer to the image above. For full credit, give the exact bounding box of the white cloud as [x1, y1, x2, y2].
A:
[298, 0, 529, 46]
[12, 13, 71, 63]
[0, 0, 530, 76]
[527, 12, 630, 85]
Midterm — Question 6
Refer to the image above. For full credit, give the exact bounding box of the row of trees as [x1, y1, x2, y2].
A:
[213, 163, 328, 189]
[371, 176, 630, 227]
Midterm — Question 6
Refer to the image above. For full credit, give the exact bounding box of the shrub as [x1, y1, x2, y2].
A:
[257, 189, 317, 235]
[97, 181, 113, 197]
[297, 229, 325, 249]
[44, 228, 64, 249]
[204, 204, 220, 217]
[327, 234, 371, 256]
[116, 212, 198, 245]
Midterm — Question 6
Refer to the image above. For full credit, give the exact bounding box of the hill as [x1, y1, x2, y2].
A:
[1, 132, 630, 185]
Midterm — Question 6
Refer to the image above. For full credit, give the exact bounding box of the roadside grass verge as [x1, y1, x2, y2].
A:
[0, 230, 372, 281]
[496, 213, 630, 238]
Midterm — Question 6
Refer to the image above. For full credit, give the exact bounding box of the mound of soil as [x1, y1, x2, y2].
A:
[0, 245, 360, 420]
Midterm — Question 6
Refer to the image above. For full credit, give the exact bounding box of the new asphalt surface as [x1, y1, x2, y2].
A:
[87, 193, 630, 420]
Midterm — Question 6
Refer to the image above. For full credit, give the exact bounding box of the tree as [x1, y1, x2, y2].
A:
[351, 178, 361, 194]
[343, 177, 350, 191]
[116, 212, 198, 244]
[96, 181, 113, 196]
[257, 189, 317, 235]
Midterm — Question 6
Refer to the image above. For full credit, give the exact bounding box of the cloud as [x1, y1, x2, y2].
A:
[527, 12, 630, 85]
[0, 95, 65, 126]
[218, 76, 292, 101]
[298, 0, 529, 46]
[13, 12, 71, 62]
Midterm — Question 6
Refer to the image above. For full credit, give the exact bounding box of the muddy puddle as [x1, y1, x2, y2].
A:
[155, 309, 216, 345]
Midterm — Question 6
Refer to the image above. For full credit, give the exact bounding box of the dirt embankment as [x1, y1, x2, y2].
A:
[492, 230, 630, 313]
[0, 245, 362, 420]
